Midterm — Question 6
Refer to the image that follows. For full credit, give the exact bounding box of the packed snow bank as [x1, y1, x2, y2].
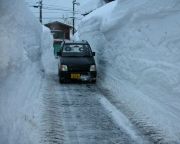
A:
[41, 26, 57, 74]
[0, 64, 42, 144]
[0, 0, 42, 80]
[0, 1, 52, 144]
[77, 0, 180, 143]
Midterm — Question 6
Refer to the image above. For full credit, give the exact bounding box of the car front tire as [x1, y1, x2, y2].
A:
[91, 79, 96, 84]
[59, 77, 64, 83]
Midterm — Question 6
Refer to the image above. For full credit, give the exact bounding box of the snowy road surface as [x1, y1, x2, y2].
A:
[39, 67, 151, 144]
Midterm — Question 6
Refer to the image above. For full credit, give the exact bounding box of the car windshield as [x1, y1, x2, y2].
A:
[62, 44, 92, 57]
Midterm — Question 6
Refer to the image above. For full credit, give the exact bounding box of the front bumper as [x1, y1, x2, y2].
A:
[59, 71, 97, 82]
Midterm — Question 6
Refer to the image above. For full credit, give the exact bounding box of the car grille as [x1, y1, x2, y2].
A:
[68, 65, 90, 72]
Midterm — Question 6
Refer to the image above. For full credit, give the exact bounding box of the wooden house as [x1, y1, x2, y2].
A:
[45, 21, 72, 40]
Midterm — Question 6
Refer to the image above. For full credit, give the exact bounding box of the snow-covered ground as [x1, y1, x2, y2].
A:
[77, 0, 180, 143]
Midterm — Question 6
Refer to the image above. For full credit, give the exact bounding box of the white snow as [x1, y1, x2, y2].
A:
[80, 0, 105, 14]
[77, 0, 180, 143]
[99, 95, 149, 143]
[41, 26, 56, 74]
[0, 0, 42, 80]
[0, 1, 53, 144]
[1, 0, 180, 143]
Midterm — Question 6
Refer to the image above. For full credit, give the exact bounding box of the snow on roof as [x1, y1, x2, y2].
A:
[45, 21, 73, 28]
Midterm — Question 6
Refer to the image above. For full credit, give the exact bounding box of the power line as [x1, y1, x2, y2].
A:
[42, 7, 79, 12]
[43, 4, 72, 9]
[27, 0, 82, 24]
[28, 4, 79, 11]
[38, 16, 81, 19]
[42, 17, 64, 19]
[29, 6, 80, 13]
[33, 11, 80, 14]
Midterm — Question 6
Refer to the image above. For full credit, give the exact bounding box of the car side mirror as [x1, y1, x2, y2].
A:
[57, 51, 62, 56]
[92, 52, 95, 56]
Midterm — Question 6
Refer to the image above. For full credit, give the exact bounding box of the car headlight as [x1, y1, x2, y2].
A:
[90, 65, 96, 71]
[61, 65, 68, 71]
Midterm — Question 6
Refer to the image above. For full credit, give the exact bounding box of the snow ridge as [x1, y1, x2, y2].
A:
[77, 0, 180, 143]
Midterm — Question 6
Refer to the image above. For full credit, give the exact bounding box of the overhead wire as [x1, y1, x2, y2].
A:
[42, 7, 80, 12]
[28, 6, 80, 14]
[42, 3, 72, 9]
[26, 0, 82, 22]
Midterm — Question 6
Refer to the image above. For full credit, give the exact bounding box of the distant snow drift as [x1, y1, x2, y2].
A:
[80, 0, 105, 14]
[77, 0, 180, 143]
[0, 0, 42, 79]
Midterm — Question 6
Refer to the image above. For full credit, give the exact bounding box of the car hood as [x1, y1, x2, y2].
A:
[60, 57, 95, 66]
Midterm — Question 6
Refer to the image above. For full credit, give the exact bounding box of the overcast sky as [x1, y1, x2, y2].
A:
[25, 0, 83, 25]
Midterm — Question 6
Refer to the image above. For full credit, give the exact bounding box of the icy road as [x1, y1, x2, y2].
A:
[39, 64, 151, 144]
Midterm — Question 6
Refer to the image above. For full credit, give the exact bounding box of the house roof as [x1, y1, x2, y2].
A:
[45, 21, 73, 28]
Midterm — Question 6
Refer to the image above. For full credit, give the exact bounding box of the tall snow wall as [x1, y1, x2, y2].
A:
[0, 0, 42, 79]
[0, 1, 48, 144]
[77, 0, 180, 143]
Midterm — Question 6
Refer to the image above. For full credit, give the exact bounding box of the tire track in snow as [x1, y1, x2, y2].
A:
[40, 74, 64, 144]
[58, 83, 142, 144]
[39, 72, 151, 144]
[97, 80, 168, 144]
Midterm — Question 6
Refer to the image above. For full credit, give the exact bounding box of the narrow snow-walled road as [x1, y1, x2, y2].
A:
[39, 67, 151, 144]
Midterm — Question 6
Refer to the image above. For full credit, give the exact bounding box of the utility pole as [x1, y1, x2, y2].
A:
[33, 0, 43, 23]
[72, 0, 80, 35]
[72, 0, 76, 35]
[39, 0, 42, 23]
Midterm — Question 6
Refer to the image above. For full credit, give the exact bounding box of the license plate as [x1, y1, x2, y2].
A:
[71, 74, 80, 79]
